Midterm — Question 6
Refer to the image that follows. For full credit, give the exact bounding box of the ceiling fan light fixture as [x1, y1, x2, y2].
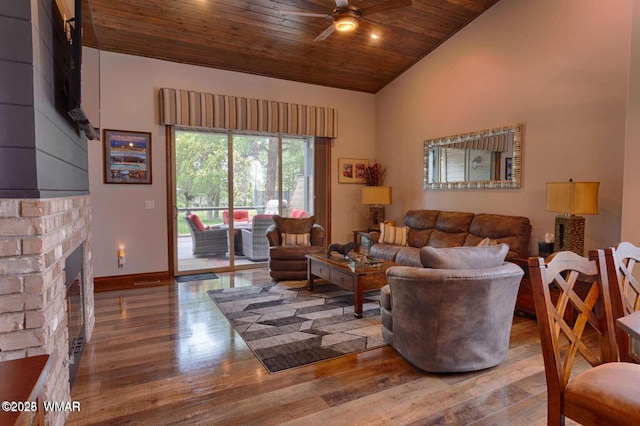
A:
[334, 15, 359, 32]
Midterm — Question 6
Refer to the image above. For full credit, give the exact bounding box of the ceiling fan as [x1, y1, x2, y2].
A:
[281, 0, 413, 42]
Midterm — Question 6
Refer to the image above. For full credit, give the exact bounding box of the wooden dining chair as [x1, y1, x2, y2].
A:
[602, 242, 640, 362]
[528, 251, 640, 426]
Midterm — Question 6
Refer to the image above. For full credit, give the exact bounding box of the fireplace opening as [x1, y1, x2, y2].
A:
[65, 244, 86, 388]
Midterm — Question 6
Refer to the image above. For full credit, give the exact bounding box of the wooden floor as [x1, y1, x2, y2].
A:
[67, 268, 574, 426]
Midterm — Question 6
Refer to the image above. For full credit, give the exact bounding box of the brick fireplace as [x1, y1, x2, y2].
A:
[0, 196, 94, 425]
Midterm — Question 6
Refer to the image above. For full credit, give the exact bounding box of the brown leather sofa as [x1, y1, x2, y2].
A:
[370, 210, 531, 266]
[266, 215, 326, 281]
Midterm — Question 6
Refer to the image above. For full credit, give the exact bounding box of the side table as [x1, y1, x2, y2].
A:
[352, 230, 377, 254]
[0, 354, 51, 426]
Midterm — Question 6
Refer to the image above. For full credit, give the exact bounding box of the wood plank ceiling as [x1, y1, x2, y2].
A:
[82, 0, 499, 94]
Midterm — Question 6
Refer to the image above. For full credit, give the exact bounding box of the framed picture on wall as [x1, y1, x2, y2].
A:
[103, 129, 152, 184]
[338, 158, 368, 184]
[505, 158, 513, 181]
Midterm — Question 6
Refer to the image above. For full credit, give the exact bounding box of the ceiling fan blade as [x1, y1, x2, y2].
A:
[314, 24, 336, 42]
[361, 0, 412, 17]
[335, 0, 349, 8]
[281, 11, 332, 18]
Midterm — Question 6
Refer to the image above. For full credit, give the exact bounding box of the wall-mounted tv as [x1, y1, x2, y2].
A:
[53, 0, 98, 140]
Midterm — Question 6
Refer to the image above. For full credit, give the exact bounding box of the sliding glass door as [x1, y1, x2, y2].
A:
[174, 129, 315, 275]
[175, 130, 231, 272]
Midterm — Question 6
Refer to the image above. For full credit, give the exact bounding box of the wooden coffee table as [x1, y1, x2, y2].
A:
[306, 253, 399, 318]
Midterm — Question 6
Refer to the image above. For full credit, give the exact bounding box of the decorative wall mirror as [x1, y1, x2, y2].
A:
[423, 123, 523, 189]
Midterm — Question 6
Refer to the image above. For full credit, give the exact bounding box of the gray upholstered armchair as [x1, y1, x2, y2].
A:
[241, 215, 274, 261]
[266, 215, 326, 280]
[380, 244, 524, 372]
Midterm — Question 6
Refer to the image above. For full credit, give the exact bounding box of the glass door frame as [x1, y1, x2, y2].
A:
[169, 127, 316, 277]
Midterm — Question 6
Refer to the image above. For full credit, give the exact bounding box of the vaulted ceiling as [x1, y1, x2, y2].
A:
[82, 0, 499, 93]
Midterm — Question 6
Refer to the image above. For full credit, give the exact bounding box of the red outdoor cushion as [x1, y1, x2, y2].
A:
[223, 210, 250, 224]
[290, 209, 307, 218]
[188, 213, 206, 231]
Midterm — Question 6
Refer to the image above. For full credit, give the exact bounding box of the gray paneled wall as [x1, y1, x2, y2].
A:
[0, 0, 89, 198]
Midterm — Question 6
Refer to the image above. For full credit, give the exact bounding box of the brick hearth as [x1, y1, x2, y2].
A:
[0, 196, 94, 426]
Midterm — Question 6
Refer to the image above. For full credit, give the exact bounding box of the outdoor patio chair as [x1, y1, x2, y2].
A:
[241, 215, 274, 261]
[184, 213, 228, 257]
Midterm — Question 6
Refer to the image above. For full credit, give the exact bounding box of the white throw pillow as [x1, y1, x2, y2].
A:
[281, 232, 311, 246]
[378, 222, 408, 246]
[477, 237, 498, 247]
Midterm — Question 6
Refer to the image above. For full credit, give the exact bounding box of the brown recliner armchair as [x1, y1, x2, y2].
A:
[266, 215, 326, 281]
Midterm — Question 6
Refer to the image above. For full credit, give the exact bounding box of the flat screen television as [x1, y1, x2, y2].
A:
[53, 0, 98, 140]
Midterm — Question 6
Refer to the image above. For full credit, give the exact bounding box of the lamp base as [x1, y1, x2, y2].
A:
[368, 206, 385, 230]
[554, 215, 585, 256]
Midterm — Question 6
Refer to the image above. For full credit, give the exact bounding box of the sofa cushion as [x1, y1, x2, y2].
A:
[404, 210, 438, 247]
[435, 211, 474, 233]
[427, 229, 468, 248]
[420, 244, 509, 269]
[465, 213, 532, 258]
[407, 228, 434, 248]
[188, 213, 206, 231]
[269, 245, 323, 260]
[273, 215, 315, 234]
[395, 247, 423, 267]
[379, 222, 409, 246]
[369, 243, 402, 262]
[403, 210, 440, 229]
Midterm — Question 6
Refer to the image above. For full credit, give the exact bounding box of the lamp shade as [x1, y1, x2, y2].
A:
[361, 186, 392, 205]
[545, 181, 599, 215]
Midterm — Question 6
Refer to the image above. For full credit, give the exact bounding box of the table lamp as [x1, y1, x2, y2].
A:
[545, 180, 599, 256]
[361, 186, 392, 230]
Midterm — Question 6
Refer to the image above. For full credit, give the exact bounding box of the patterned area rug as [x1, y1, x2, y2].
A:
[207, 281, 385, 373]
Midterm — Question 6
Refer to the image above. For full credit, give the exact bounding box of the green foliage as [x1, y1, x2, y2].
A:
[176, 131, 308, 212]
[176, 131, 228, 209]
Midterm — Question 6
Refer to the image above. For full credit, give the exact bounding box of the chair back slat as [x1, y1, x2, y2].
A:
[609, 242, 640, 315]
[528, 251, 618, 407]
[603, 242, 640, 362]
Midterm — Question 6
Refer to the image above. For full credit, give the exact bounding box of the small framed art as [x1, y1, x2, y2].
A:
[103, 129, 152, 184]
[505, 157, 513, 181]
[338, 158, 368, 184]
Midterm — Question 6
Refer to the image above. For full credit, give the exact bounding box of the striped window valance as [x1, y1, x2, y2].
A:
[430, 125, 517, 153]
[158, 88, 338, 138]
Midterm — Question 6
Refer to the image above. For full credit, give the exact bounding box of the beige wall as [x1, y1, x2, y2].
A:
[623, 0, 640, 244]
[376, 0, 631, 254]
[89, 51, 376, 278]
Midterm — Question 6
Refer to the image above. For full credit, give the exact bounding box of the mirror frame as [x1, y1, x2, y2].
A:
[423, 123, 523, 190]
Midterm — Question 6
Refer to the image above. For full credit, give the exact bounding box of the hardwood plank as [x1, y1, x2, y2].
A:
[68, 268, 554, 425]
